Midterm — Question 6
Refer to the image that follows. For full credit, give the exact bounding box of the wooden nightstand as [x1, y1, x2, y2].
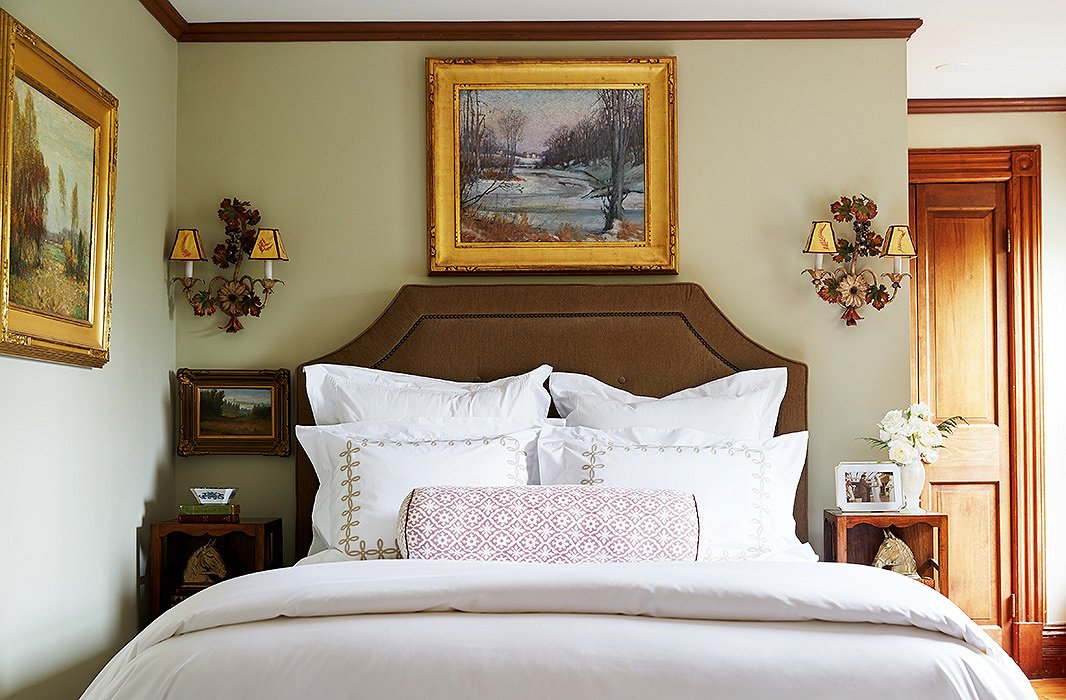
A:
[823, 509, 948, 595]
[148, 517, 282, 622]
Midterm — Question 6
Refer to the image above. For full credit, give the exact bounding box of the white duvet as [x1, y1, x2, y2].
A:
[83, 559, 1034, 700]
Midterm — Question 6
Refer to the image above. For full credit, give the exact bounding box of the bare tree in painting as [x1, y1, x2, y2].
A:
[458, 90, 508, 212]
[459, 89, 487, 203]
[11, 90, 50, 274]
[496, 108, 527, 179]
[598, 89, 641, 233]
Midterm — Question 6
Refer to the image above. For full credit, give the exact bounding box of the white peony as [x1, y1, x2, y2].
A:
[901, 417, 926, 437]
[880, 410, 906, 434]
[879, 429, 892, 442]
[916, 423, 944, 449]
[909, 402, 934, 421]
[888, 440, 919, 465]
[921, 448, 940, 464]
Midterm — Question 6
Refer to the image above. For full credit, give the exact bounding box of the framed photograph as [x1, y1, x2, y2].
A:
[0, 11, 118, 367]
[426, 57, 677, 275]
[176, 369, 291, 456]
[836, 462, 903, 512]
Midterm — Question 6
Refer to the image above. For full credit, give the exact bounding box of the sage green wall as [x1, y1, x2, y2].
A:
[0, 1, 177, 698]
[176, 39, 910, 564]
[909, 111, 1066, 624]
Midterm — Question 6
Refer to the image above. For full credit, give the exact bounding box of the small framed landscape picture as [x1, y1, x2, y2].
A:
[835, 462, 902, 512]
[176, 369, 290, 456]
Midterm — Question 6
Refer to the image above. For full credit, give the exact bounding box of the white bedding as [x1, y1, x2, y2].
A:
[83, 559, 1033, 700]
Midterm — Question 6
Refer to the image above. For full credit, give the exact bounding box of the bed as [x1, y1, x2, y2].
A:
[82, 283, 1034, 700]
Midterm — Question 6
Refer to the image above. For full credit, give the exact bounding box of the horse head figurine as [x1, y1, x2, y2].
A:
[183, 538, 227, 585]
[871, 530, 920, 579]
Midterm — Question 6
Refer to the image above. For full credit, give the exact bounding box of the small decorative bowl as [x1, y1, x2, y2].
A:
[190, 487, 238, 505]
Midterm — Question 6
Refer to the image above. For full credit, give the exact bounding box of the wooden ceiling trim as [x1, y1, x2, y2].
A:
[138, 0, 188, 40]
[136, 7, 922, 43]
[909, 97, 1066, 114]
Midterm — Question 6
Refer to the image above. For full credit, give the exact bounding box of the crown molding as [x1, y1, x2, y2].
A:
[135, 3, 922, 43]
[179, 18, 922, 42]
[138, 0, 188, 40]
[909, 97, 1066, 114]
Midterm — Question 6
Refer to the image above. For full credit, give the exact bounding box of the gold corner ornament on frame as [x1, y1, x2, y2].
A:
[426, 57, 678, 275]
[0, 11, 118, 368]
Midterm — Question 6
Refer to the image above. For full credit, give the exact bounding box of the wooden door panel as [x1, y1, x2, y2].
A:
[930, 483, 1001, 637]
[912, 181, 1011, 651]
[929, 214, 996, 419]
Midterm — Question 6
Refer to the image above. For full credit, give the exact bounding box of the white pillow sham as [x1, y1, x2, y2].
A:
[297, 418, 544, 558]
[305, 363, 553, 425]
[549, 367, 787, 440]
[537, 425, 808, 561]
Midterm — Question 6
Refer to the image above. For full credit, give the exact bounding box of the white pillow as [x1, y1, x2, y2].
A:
[305, 364, 552, 425]
[297, 419, 544, 558]
[537, 425, 808, 561]
[549, 367, 787, 440]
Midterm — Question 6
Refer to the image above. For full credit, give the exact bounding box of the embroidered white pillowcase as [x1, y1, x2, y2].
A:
[537, 425, 808, 561]
[549, 367, 787, 440]
[297, 419, 543, 558]
[305, 364, 553, 425]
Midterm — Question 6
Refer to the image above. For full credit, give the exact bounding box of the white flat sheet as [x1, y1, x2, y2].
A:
[82, 560, 1035, 700]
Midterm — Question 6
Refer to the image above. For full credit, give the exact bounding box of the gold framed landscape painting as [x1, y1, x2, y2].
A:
[427, 57, 677, 274]
[0, 11, 118, 367]
[176, 369, 291, 457]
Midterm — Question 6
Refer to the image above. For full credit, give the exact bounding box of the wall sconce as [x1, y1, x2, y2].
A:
[801, 194, 915, 326]
[168, 198, 289, 333]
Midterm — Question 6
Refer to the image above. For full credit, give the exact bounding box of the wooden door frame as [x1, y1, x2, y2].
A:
[909, 146, 1045, 675]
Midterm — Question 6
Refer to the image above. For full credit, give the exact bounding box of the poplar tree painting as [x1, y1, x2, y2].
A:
[458, 87, 646, 244]
[10, 77, 95, 321]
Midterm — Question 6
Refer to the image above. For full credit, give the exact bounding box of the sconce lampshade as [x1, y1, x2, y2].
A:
[168, 228, 206, 261]
[249, 228, 289, 261]
[803, 221, 838, 255]
[881, 225, 917, 258]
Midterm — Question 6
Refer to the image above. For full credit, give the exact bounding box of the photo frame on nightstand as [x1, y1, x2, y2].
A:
[835, 462, 902, 512]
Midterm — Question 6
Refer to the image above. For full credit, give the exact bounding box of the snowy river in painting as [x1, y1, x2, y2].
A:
[464, 162, 645, 241]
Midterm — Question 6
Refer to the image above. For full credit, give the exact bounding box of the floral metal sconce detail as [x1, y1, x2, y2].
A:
[168, 197, 288, 333]
[802, 194, 915, 326]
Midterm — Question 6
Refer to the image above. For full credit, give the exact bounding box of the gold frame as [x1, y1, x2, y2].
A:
[176, 368, 291, 457]
[427, 57, 677, 274]
[0, 11, 118, 367]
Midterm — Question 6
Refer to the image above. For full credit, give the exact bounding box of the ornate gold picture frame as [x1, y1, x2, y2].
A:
[0, 11, 118, 367]
[427, 57, 677, 274]
[176, 369, 291, 457]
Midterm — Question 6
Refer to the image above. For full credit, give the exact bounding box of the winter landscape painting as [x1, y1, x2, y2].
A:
[458, 87, 646, 244]
[9, 77, 95, 322]
[427, 57, 676, 274]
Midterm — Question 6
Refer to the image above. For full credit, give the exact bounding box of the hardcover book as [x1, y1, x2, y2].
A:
[177, 514, 240, 524]
[178, 504, 240, 516]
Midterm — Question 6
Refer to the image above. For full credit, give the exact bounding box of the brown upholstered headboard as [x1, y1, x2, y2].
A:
[295, 283, 808, 556]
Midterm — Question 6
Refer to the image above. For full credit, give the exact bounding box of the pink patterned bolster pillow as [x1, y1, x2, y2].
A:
[397, 485, 699, 563]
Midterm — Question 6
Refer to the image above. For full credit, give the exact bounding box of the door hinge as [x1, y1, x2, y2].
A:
[1008, 593, 1017, 620]
[1006, 228, 1012, 254]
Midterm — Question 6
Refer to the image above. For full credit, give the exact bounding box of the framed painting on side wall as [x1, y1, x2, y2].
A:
[177, 369, 291, 457]
[0, 11, 118, 367]
[426, 57, 678, 274]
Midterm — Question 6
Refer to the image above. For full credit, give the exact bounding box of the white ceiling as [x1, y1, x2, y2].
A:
[170, 0, 1066, 98]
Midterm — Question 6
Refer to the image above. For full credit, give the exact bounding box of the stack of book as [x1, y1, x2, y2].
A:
[178, 503, 240, 523]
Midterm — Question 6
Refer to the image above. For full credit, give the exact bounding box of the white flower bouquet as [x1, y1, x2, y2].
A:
[863, 403, 965, 466]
